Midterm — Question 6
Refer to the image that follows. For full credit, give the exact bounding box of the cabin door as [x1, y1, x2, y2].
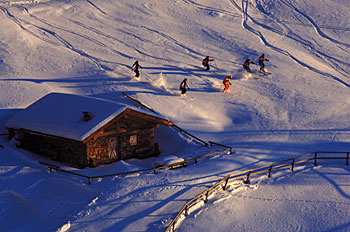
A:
[107, 137, 118, 160]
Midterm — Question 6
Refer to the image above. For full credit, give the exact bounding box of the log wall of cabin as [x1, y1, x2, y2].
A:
[86, 134, 119, 167]
[86, 127, 157, 167]
[119, 128, 155, 159]
[17, 130, 87, 168]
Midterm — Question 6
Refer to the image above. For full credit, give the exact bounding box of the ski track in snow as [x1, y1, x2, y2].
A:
[0, 3, 199, 94]
[1, 1, 350, 231]
[251, 0, 350, 78]
[0, 5, 106, 71]
[279, 0, 350, 49]
[68, 0, 204, 65]
[228, 0, 350, 88]
[181, 0, 241, 18]
[264, 0, 350, 77]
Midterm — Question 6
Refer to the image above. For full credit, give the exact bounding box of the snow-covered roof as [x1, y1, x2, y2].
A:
[5, 93, 169, 141]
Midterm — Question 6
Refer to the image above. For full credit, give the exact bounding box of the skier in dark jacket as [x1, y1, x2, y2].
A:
[132, 61, 142, 77]
[258, 54, 269, 72]
[179, 78, 190, 95]
[202, 56, 214, 71]
[243, 59, 255, 73]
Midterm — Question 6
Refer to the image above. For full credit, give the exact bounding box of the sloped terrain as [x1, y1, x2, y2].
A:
[0, 0, 350, 231]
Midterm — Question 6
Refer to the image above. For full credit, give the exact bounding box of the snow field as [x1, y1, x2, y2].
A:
[1, 0, 350, 231]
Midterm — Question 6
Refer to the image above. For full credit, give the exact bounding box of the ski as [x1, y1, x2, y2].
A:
[259, 70, 272, 75]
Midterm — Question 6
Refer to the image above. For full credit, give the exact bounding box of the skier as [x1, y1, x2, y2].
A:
[243, 58, 255, 73]
[202, 56, 214, 71]
[131, 61, 142, 78]
[258, 53, 269, 73]
[179, 78, 190, 96]
[223, 76, 232, 92]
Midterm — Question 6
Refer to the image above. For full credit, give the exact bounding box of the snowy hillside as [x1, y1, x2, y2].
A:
[0, 0, 350, 231]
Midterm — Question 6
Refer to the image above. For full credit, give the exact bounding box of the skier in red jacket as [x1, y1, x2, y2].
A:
[223, 76, 232, 92]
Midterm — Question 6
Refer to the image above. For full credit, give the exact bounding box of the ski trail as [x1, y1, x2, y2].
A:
[1, 6, 105, 70]
[76, 0, 207, 64]
[141, 26, 203, 60]
[180, 0, 241, 18]
[279, 0, 350, 48]
[252, 0, 350, 77]
[228, 0, 350, 88]
[68, 0, 204, 63]
[85, 0, 106, 15]
[19, 6, 133, 61]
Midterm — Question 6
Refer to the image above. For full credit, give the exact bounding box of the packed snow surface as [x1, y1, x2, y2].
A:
[0, 0, 350, 231]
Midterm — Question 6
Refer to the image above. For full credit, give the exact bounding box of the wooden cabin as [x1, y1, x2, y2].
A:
[6, 93, 173, 168]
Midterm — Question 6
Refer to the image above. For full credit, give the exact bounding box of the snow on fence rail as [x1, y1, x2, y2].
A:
[164, 151, 350, 232]
[39, 147, 232, 184]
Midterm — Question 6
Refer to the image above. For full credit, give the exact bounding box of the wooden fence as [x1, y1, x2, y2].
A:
[164, 151, 350, 232]
[172, 124, 208, 147]
[39, 147, 232, 184]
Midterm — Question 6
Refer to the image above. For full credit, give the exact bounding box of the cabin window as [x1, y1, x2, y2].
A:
[129, 135, 137, 146]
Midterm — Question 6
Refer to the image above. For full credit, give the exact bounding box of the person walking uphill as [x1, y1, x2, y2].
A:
[179, 78, 190, 96]
[132, 61, 142, 78]
[223, 76, 232, 92]
[202, 56, 214, 71]
[243, 58, 255, 73]
[258, 53, 269, 73]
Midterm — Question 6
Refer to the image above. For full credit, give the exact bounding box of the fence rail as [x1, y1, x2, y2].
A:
[164, 151, 350, 232]
[39, 147, 231, 184]
[172, 124, 208, 147]
[122, 92, 158, 114]
[209, 141, 233, 154]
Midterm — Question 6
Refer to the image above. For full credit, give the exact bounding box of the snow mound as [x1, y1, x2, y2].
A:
[154, 155, 185, 167]
[112, 160, 144, 173]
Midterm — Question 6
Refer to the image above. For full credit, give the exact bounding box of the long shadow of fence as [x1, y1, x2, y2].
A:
[164, 151, 350, 232]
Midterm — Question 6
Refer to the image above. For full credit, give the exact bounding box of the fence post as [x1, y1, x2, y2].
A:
[314, 152, 317, 166]
[154, 169, 157, 174]
[204, 191, 209, 203]
[195, 159, 197, 163]
[223, 177, 229, 191]
[229, 147, 233, 154]
[268, 165, 272, 178]
[185, 205, 189, 217]
[172, 220, 176, 231]
[243, 171, 251, 184]
[291, 159, 295, 172]
[88, 178, 92, 185]
[346, 152, 349, 166]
